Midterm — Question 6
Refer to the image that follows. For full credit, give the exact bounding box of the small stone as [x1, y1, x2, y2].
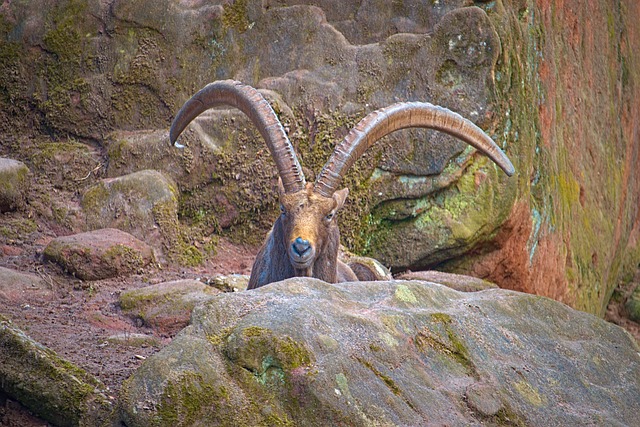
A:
[106, 333, 159, 348]
[0, 158, 30, 212]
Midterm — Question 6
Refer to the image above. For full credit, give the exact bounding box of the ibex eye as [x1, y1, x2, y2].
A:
[280, 205, 286, 215]
[325, 212, 335, 221]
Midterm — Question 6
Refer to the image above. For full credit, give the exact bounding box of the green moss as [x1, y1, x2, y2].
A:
[238, 327, 312, 372]
[35, 0, 96, 135]
[222, 0, 250, 32]
[513, 379, 546, 406]
[0, 318, 113, 426]
[415, 313, 476, 377]
[103, 244, 146, 271]
[356, 356, 402, 396]
[394, 284, 418, 304]
[0, 218, 37, 240]
[156, 372, 225, 426]
[152, 198, 206, 267]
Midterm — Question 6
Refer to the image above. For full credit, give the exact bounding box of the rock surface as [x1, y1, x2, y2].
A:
[119, 278, 640, 427]
[0, 0, 638, 313]
[81, 170, 178, 248]
[0, 315, 114, 427]
[396, 270, 499, 292]
[43, 228, 155, 280]
[0, 266, 53, 303]
[0, 158, 29, 212]
[119, 279, 221, 335]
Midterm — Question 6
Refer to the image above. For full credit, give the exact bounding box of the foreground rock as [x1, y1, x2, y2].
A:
[43, 228, 155, 280]
[0, 316, 114, 426]
[397, 270, 499, 292]
[119, 279, 640, 426]
[0, 158, 29, 212]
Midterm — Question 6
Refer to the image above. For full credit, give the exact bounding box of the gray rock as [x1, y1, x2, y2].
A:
[0, 315, 114, 427]
[396, 270, 499, 292]
[120, 279, 220, 335]
[0, 158, 29, 212]
[43, 228, 155, 280]
[119, 279, 640, 427]
[81, 170, 179, 248]
[106, 332, 159, 348]
[0, 266, 53, 303]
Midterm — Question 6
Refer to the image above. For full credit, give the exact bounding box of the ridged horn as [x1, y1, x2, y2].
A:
[314, 102, 515, 197]
[170, 80, 306, 193]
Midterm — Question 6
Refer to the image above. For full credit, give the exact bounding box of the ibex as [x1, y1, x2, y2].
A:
[170, 80, 515, 289]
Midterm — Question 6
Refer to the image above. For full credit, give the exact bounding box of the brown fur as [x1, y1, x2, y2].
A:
[247, 183, 357, 289]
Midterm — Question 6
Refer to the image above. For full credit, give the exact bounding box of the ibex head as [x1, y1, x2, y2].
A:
[170, 80, 515, 288]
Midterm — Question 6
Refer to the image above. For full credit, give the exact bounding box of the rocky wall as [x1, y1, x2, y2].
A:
[1, 0, 638, 315]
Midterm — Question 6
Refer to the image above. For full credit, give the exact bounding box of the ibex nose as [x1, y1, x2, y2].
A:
[292, 237, 311, 257]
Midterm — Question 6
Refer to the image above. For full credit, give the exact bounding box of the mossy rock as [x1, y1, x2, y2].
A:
[119, 279, 220, 335]
[43, 228, 155, 280]
[0, 158, 30, 212]
[118, 278, 640, 426]
[0, 317, 114, 426]
[82, 169, 180, 249]
[28, 139, 101, 191]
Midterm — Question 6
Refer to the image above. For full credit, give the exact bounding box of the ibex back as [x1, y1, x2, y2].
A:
[170, 80, 515, 289]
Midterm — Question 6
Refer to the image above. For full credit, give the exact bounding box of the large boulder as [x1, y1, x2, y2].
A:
[118, 278, 640, 427]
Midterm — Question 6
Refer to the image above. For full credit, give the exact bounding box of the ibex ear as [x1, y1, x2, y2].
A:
[333, 188, 349, 210]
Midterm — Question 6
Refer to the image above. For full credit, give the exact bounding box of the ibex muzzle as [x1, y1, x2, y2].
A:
[170, 80, 515, 289]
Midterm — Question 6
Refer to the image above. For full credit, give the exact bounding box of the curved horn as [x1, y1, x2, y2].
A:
[170, 80, 306, 193]
[314, 102, 515, 197]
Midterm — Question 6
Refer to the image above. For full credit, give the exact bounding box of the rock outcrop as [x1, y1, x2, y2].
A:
[118, 278, 640, 427]
[0, 0, 638, 314]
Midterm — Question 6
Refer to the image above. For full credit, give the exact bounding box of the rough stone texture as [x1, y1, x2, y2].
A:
[118, 279, 640, 427]
[0, 158, 29, 212]
[0, 315, 114, 427]
[43, 228, 155, 280]
[81, 170, 179, 248]
[0, 266, 53, 303]
[106, 333, 160, 348]
[397, 270, 499, 292]
[119, 279, 220, 335]
[1, 0, 639, 315]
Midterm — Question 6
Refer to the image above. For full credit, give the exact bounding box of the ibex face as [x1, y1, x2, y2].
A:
[277, 183, 348, 275]
[169, 80, 515, 289]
